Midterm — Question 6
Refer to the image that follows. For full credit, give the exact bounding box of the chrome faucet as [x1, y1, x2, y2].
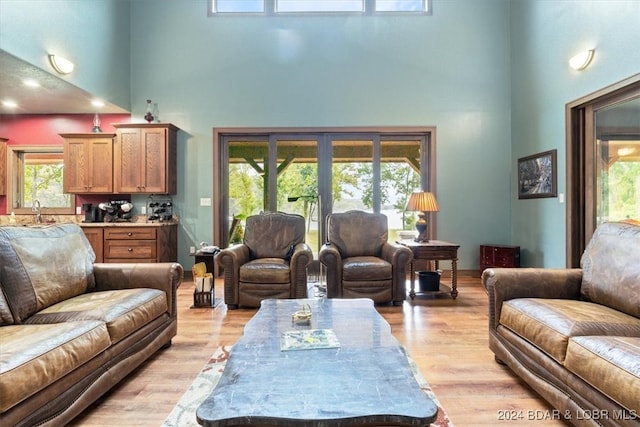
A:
[32, 199, 42, 223]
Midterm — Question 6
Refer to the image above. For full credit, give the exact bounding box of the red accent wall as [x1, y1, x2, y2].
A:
[0, 114, 131, 214]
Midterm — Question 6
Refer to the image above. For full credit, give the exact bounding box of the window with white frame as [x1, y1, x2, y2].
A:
[210, 0, 431, 15]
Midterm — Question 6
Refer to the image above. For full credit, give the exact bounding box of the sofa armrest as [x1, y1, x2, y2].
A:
[482, 267, 582, 331]
[291, 243, 313, 298]
[319, 243, 343, 298]
[217, 244, 250, 306]
[93, 262, 183, 317]
[381, 242, 413, 266]
[217, 244, 250, 271]
[381, 242, 413, 301]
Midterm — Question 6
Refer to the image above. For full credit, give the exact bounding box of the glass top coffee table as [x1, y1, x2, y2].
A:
[196, 298, 438, 427]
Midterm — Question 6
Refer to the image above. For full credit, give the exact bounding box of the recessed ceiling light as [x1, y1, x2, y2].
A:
[91, 99, 105, 108]
[23, 78, 40, 88]
[2, 100, 18, 108]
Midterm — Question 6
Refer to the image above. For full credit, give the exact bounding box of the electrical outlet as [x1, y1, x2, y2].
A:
[76, 206, 82, 215]
[200, 198, 212, 206]
[141, 206, 147, 215]
[189, 246, 196, 255]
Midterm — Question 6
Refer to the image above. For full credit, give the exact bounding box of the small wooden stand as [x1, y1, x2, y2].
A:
[190, 250, 220, 308]
[192, 288, 217, 308]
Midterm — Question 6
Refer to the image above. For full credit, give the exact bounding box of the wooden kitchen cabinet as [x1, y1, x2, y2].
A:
[113, 123, 178, 194]
[82, 225, 177, 264]
[82, 227, 104, 262]
[103, 225, 177, 263]
[61, 133, 115, 193]
[0, 138, 6, 195]
[480, 244, 520, 272]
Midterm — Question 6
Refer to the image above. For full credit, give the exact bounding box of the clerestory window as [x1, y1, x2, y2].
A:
[210, 0, 431, 15]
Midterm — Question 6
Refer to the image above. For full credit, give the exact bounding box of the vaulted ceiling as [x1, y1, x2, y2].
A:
[0, 50, 127, 115]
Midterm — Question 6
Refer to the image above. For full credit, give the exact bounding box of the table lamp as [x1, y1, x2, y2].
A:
[405, 191, 439, 242]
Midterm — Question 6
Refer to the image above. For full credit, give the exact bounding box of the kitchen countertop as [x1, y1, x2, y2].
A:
[0, 214, 179, 227]
[79, 221, 178, 227]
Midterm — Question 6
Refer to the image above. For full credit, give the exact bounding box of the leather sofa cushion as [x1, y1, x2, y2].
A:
[0, 282, 15, 325]
[327, 211, 388, 258]
[0, 321, 110, 413]
[343, 256, 392, 281]
[0, 224, 95, 323]
[25, 288, 167, 344]
[240, 259, 290, 284]
[238, 283, 292, 306]
[500, 298, 640, 364]
[342, 281, 393, 303]
[243, 212, 305, 260]
[580, 221, 640, 318]
[565, 336, 640, 413]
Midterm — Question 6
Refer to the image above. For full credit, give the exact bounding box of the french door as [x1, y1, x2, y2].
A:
[214, 128, 435, 255]
[566, 75, 640, 266]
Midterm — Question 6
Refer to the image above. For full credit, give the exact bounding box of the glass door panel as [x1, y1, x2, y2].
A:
[217, 129, 434, 250]
[227, 139, 268, 242]
[594, 96, 640, 224]
[276, 139, 320, 255]
[380, 139, 422, 242]
[331, 139, 374, 213]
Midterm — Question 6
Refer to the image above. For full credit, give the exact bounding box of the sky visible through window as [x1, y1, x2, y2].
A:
[213, 0, 428, 14]
[278, 0, 363, 13]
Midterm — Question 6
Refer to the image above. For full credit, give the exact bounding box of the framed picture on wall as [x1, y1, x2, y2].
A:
[517, 149, 557, 199]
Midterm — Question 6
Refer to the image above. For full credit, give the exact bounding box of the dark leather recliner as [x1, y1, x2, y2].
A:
[319, 210, 413, 306]
[217, 211, 313, 309]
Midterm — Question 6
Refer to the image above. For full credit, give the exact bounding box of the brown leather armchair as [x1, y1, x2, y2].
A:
[217, 211, 313, 309]
[319, 210, 413, 305]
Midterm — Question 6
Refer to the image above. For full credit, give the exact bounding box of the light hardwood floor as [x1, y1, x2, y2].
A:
[70, 274, 569, 426]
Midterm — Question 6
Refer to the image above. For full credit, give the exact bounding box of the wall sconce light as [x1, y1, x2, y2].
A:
[569, 49, 594, 71]
[48, 54, 75, 74]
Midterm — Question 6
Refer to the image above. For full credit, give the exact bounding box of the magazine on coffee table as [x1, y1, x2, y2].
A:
[281, 329, 341, 351]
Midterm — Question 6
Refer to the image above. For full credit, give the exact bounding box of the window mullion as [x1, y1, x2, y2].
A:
[364, 0, 374, 15]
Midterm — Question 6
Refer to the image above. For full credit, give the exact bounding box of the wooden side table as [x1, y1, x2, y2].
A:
[399, 239, 460, 299]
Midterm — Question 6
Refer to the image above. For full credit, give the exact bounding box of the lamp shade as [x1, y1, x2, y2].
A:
[406, 191, 439, 212]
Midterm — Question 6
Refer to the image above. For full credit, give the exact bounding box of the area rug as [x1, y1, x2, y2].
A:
[162, 345, 453, 427]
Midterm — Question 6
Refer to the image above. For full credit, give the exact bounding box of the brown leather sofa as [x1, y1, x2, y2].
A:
[319, 210, 413, 305]
[218, 211, 313, 309]
[0, 224, 183, 427]
[483, 221, 640, 426]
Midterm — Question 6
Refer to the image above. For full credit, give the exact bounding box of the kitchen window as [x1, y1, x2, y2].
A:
[6, 146, 74, 215]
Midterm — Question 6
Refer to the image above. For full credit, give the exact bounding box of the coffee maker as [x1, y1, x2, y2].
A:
[82, 203, 104, 223]
[99, 200, 134, 222]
